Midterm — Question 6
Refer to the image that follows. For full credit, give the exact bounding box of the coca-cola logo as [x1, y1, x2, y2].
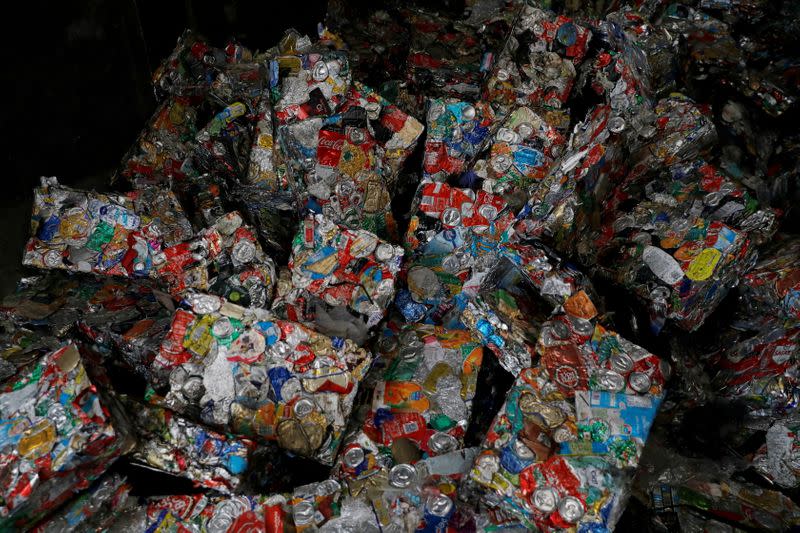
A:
[318, 136, 346, 151]
[554, 365, 579, 388]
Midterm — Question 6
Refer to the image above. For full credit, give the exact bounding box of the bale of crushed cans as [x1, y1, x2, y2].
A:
[4, 0, 800, 529]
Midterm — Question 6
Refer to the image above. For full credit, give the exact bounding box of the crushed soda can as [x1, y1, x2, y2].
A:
[334, 441, 479, 532]
[752, 413, 800, 489]
[583, 157, 777, 332]
[75, 279, 175, 379]
[486, 6, 591, 112]
[190, 99, 258, 191]
[707, 317, 799, 417]
[605, 9, 678, 97]
[423, 98, 496, 183]
[117, 96, 203, 189]
[109, 477, 351, 531]
[466, 300, 668, 530]
[337, 81, 425, 181]
[30, 473, 134, 533]
[113, 492, 292, 531]
[503, 16, 655, 246]
[0, 343, 134, 530]
[625, 94, 718, 184]
[335, 324, 483, 474]
[273, 38, 351, 125]
[151, 29, 232, 99]
[461, 253, 598, 375]
[149, 292, 372, 464]
[649, 474, 800, 530]
[662, 5, 741, 82]
[230, 186, 299, 264]
[287, 213, 403, 326]
[508, 103, 628, 248]
[303, 81, 423, 235]
[24, 177, 193, 278]
[187, 63, 265, 195]
[741, 235, 800, 324]
[325, 2, 411, 90]
[474, 106, 567, 204]
[593, 212, 751, 334]
[402, 11, 485, 106]
[400, 181, 517, 327]
[246, 94, 283, 190]
[154, 211, 276, 308]
[0, 318, 60, 381]
[121, 395, 254, 494]
[1, 271, 175, 382]
[406, 1, 522, 106]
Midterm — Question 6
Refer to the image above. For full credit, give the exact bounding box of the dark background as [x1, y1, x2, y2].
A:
[0, 0, 326, 295]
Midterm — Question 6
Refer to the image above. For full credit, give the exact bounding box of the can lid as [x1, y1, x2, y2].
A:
[44, 249, 63, 268]
[181, 375, 205, 401]
[496, 128, 519, 144]
[461, 105, 476, 121]
[232, 239, 257, 264]
[293, 397, 316, 418]
[550, 321, 571, 340]
[293, 500, 315, 524]
[517, 122, 534, 138]
[532, 486, 559, 513]
[441, 207, 462, 227]
[428, 432, 459, 454]
[491, 154, 512, 173]
[389, 463, 417, 488]
[567, 314, 594, 336]
[312, 61, 329, 82]
[426, 494, 453, 517]
[376, 243, 394, 262]
[211, 317, 234, 338]
[595, 369, 626, 392]
[344, 445, 365, 468]
[608, 116, 626, 133]
[628, 371, 652, 394]
[188, 293, 222, 314]
[478, 204, 499, 221]
[558, 495, 585, 523]
[349, 128, 366, 144]
[649, 286, 671, 302]
[513, 439, 535, 460]
[315, 478, 341, 496]
[610, 352, 634, 374]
